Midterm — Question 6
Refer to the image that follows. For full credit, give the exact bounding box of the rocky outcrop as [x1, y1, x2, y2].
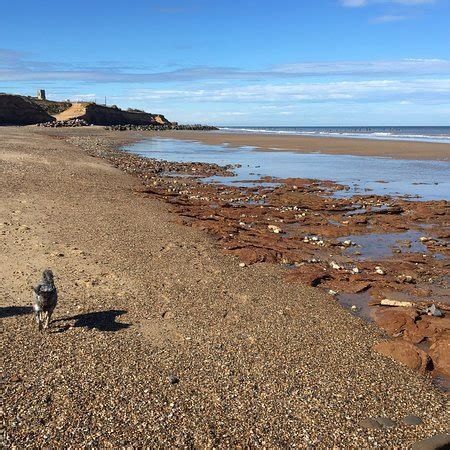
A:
[0, 94, 55, 125]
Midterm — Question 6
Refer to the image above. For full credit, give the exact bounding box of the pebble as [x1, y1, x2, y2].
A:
[375, 266, 385, 275]
[359, 418, 383, 430]
[168, 375, 179, 385]
[402, 415, 423, 426]
[373, 417, 397, 428]
[411, 434, 450, 450]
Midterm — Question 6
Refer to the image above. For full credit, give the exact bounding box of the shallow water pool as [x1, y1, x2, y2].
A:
[123, 138, 450, 201]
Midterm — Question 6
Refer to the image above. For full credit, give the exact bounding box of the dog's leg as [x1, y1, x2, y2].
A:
[45, 311, 53, 329]
[44, 312, 50, 330]
[38, 312, 44, 331]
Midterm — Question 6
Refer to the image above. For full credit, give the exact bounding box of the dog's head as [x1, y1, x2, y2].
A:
[42, 269, 54, 284]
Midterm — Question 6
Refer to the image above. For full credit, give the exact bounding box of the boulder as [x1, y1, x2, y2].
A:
[429, 332, 450, 377]
[373, 340, 430, 373]
[373, 307, 419, 337]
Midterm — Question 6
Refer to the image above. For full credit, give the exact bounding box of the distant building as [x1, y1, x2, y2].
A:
[37, 89, 46, 100]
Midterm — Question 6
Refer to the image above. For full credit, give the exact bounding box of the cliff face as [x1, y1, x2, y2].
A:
[0, 94, 55, 125]
[55, 103, 171, 126]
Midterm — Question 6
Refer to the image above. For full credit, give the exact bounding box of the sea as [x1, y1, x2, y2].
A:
[218, 126, 450, 144]
[124, 137, 450, 201]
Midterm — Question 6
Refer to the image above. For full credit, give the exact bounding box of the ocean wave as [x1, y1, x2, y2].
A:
[218, 127, 450, 143]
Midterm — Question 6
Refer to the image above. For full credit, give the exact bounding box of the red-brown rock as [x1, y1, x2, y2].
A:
[373, 340, 430, 373]
[429, 332, 450, 378]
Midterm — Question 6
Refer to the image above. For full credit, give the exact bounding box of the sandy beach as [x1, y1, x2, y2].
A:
[144, 130, 450, 161]
[2, 126, 449, 447]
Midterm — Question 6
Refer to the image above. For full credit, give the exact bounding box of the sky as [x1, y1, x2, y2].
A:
[1, 0, 449, 126]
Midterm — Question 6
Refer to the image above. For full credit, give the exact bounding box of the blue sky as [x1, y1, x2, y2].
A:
[1, 0, 449, 125]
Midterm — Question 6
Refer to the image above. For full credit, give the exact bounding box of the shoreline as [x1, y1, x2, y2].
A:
[2, 126, 449, 447]
[141, 130, 450, 161]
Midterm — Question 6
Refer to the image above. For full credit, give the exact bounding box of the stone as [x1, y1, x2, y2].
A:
[373, 340, 430, 373]
[411, 434, 450, 450]
[359, 418, 382, 430]
[168, 375, 179, 385]
[402, 415, 423, 426]
[373, 417, 397, 428]
[429, 333, 450, 378]
[428, 304, 443, 317]
[373, 307, 419, 337]
[268, 224, 282, 234]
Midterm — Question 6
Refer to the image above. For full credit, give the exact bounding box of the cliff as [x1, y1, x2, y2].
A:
[54, 103, 171, 126]
[0, 94, 55, 125]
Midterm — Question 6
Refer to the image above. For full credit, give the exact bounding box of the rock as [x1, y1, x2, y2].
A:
[427, 304, 443, 317]
[373, 417, 397, 428]
[330, 261, 341, 270]
[352, 267, 359, 274]
[359, 418, 382, 430]
[375, 266, 385, 275]
[411, 434, 450, 450]
[373, 307, 419, 337]
[238, 262, 246, 268]
[168, 375, 179, 385]
[402, 415, 423, 426]
[268, 224, 282, 234]
[373, 340, 430, 373]
[351, 305, 358, 311]
[429, 333, 450, 377]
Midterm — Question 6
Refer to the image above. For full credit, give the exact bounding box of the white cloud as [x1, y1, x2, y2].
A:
[1, 53, 449, 83]
[370, 14, 410, 22]
[341, 0, 434, 6]
[124, 79, 450, 104]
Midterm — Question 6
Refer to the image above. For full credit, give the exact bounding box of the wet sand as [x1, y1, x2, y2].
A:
[2, 126, 449, 447]
[146, 130, 450, 161]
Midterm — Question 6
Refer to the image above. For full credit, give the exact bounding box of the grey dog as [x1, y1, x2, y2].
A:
[33, 269, 58, 331]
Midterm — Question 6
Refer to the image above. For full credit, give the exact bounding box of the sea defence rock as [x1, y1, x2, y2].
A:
[104, 123, 219, 131]
[0, 94, 55, 125]
[54, 103, 171, 126]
